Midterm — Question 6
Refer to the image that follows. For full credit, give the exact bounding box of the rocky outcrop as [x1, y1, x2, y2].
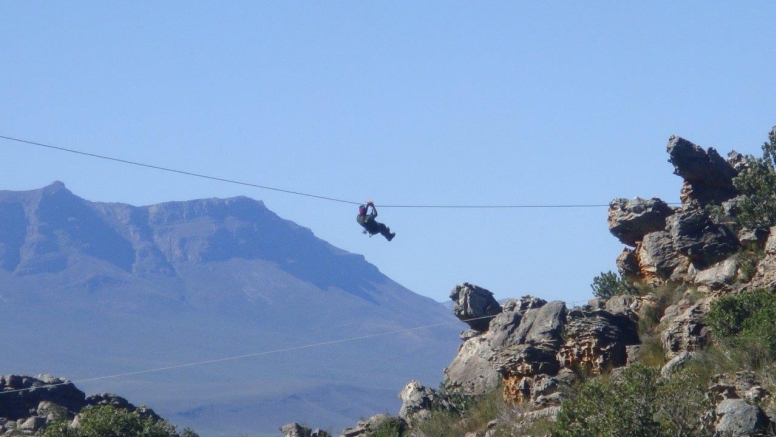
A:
[443, 292, 638, 406]
[397, 381, 456, 425]
[279, 423, 331, 437]
[608, 197, 675, 247]
[0, 375, 85, 424]
[667, 136, 739, 207]
[0, 374, 166, 437]
[450, 283, 502, 332]
[607, 135, 753, 288]
[612, 206, 741, 285]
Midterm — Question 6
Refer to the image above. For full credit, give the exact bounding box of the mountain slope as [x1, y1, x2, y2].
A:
[0, 182, 460, 436]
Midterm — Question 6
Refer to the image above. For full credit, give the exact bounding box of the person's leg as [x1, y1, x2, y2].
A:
[377, 223, 395, 241]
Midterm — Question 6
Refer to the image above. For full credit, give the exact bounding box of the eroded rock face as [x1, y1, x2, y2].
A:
[608, 197, 675, 247]
[638, 231, 683, 281]
[557, 307, 639, 374]
[661, 298, 712, 359]
[443, 334, 501, 395]
[667, 136, 739, 207]
[443, 290, 639, 406]
[450, 283, 502, 332]
[666, 210, 739, 267]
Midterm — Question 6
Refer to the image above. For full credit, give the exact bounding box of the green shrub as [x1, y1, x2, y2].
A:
[371, 416, 407, 437]
[43, 405, 188, 437]
[706, 288, 776, 369]
[732, 126, 776, 229]
[554, 362, 713, 437]
[654, 362, 715, 437]
[554, 364, 663, 437]
[590, 271, 636, 299]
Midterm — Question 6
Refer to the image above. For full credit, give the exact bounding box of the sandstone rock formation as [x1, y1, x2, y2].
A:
[443, 293, 639, 407]
[608, 197, 675, 247]
[450, 283, 502, 331]
[667, 135, 739, 207]
[609, 135, 751, 290]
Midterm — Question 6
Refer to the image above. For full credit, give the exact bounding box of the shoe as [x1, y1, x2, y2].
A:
[387, 232, 395, 241]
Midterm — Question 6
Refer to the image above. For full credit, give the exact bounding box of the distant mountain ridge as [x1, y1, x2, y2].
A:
[0, 182, 460, 436]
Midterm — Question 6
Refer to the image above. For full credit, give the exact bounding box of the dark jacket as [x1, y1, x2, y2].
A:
[357, 213, 379, 233]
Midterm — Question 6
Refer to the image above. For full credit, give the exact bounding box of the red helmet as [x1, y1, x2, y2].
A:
[358, 205, 367, 215]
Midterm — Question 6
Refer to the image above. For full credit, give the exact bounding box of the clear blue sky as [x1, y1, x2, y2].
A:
[2, 2, 776, 304]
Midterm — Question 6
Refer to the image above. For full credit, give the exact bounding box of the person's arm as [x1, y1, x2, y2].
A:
[368, 202, 378, 217]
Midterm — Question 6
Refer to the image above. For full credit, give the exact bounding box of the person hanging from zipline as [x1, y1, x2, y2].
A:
[357, 201, 395, 241]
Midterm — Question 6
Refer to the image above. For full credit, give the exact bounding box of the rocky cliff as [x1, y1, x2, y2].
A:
[282, 128, 776, 437]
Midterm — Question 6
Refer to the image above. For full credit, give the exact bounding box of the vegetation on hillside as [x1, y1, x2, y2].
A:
[733, 127, 776, 229]
[43, 405, 199, 437]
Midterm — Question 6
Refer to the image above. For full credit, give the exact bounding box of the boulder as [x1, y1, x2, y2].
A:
[604, 294, 639, 319]
[398, 381, 455, 423]
[638, 231, 682, 280]
[666, 209, 739, 267]
[608, 197, 674, 246]
[666, 136, 739, 206]
[18, 416, 46, 431]
[449, 283, 502, 332]
[715, 399, 769, 437]
[693, 258, 738, 289]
